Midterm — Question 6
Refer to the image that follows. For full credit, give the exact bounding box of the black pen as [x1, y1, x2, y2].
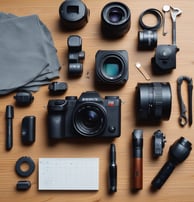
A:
[109, 143, 117, 193]
[6, 105, 14, 150]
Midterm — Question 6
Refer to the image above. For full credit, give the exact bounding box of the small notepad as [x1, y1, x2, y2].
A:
[38, 158, 99, 191]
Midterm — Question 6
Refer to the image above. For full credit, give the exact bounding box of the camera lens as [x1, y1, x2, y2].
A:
[95, 50, 128, 86]
[136, 82, 172, 121]
[138, 30, 157, 50]
[101, 2, 131, 38]
[73, 103, 107, 137]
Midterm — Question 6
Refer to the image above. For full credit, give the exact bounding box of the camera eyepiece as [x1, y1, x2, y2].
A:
[136, 82, 172, 122]
[95, 50, 128, 86]
[101, 2, 131, 38]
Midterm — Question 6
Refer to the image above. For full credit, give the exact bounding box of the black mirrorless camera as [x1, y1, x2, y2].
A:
[47, 91, 121, 139]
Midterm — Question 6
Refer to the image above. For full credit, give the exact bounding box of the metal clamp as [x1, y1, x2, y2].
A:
[177, 76, 193, 126]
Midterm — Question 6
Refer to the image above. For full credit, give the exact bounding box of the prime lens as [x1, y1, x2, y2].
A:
[101, 2, 131, 38]
[95, 50, 128, 86]
[136, 82, 172, 121]
[73, 103, 107, 137]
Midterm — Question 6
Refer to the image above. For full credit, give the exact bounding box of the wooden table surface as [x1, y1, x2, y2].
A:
[0, 0, 194, 201]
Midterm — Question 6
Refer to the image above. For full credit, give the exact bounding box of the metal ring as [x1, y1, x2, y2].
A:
[139, 8, 163, 31]
[15, 156, 35, 177]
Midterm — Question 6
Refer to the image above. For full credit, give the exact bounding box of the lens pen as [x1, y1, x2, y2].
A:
[109, 143, 117, 193]
[132, 129, 143, 190]
[6, 105, 14, 150]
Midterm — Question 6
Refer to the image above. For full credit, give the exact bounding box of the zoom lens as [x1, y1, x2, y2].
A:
[101, 2, 131, 38]
[95, 50, 128, 86]
[73, 103, 107, 137]
[136, 82, 172, 121]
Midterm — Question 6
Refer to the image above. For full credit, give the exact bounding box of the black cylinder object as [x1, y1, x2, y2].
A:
[101, 2, 131, 38]
[59, 0, 89, 30]
[136, 82, 172, 122]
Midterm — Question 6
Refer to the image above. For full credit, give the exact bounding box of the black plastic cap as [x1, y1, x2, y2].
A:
[59, 0, 89, 30]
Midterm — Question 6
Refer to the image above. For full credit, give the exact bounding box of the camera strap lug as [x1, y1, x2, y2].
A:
[177, 76, 193, 126]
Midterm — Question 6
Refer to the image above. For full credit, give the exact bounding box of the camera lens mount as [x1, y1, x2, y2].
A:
[95, 50, 128, 86]
[136, 82, 172, 122]
[73, 103, 107, 137]
[101, 2, 131, 38]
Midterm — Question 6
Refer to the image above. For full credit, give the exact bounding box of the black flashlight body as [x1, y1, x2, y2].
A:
[151, 137, 192, 190]
[109, 143, 117, 193]
[132, 129, 143, 190]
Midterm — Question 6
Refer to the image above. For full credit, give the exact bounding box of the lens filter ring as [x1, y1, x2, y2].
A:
[73, 103, 107, 137]
[101, 2, 131, 38]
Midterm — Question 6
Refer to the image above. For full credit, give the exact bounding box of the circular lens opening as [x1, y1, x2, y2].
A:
[73, 104, 106, 137]
[108, 7, 124, 23]
[102, 57, 123, 79]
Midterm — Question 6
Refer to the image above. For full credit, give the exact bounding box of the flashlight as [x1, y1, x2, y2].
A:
[132, 129, 143, 190]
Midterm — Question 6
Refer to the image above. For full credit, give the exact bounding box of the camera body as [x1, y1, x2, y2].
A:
[47, 91, 121, 139]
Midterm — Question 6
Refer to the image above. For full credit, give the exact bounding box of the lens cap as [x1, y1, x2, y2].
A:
[101, 2, 131, 38]
[59, 0, 89, 30]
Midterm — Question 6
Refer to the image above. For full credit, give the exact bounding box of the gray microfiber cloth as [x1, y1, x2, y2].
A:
[0, 13, 60, 95]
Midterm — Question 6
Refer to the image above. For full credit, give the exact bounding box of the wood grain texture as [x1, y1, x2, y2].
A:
[0, 0, 194, 201]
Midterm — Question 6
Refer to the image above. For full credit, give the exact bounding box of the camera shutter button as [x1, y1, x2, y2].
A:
[108, 126, 116, 133]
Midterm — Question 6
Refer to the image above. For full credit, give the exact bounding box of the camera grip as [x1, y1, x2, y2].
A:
[47, 112, 66, 140]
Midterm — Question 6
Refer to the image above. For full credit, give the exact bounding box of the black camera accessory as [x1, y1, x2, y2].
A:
[14, 91, 34, 106]
[16, 180, 31, 191]
[151, 7, 182, 74]
[67, 35, 85, 77]
[138, 8, 163, 50]
[101, 2, 131, 38]
[15, 156, 35, 177]
[49, 82, 68, 95]
[59, 0, 89, 30]
[5, 105, 14, 150]
[109, 143, 117, 193]
[47, 91, 121, 139]
[152, 130, 166, 158]
[95, 50, 128, 86]
[132, 129, 143, 190]
[136, 82, 172, 122]
[139, 8, 163, 31]
[151, 137, 192, 190]
[138, 30, 157, 50]
[177, 76, 193, 127]
[21, 116, 36, 145]
[151, 45, 179, 74]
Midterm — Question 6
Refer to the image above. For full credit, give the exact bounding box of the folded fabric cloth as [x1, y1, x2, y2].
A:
[0, 13, 60, 95]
